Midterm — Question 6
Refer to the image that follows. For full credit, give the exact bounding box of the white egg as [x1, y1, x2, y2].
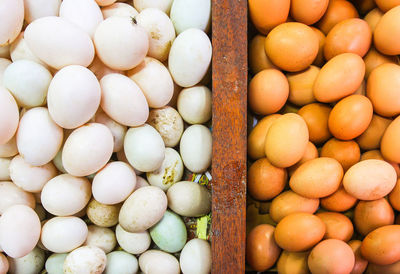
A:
[0, 45, 10, 59]
[180, 125, 212, 173]
[105, 251, 139, 274]
[63, 246, 106, 274]
[101, 3, 138, 18]
[168, 29, 212, 88]
[24, 0, 61, 23]
[9, 155, 57, 193]
[0, 181, 35, 214]
[139, 250, 180, 274]
[0, 58, 11, 86]
[0, 158, 10, 181]
[180, 238, 211, 274]
[136, 9, 175, 62]
[45, 253, 68, 274]
[47, 65, 101, 129]
[24, 16, 95, 69]
[100, 73, 149, 127]
[95, 0, 117, 7]
[94, 16, 149, 70]
[85, 225, 116, 254]
[60, 0, 104, 38]
[0, 253, 8, 274]
[127, 57, 174, 108]
[0, 87, 19, 145]
[135, 176, 150, 190]
[124, 124, 165, 172]
[119, 186, 167, 232]
[0, 0, 24, 46]
[0, 205, 41, 259]
[41, 217, 88, 253]
[9, 33, 46, 66]
[170, 0, 211, 34]
[88, 56, 121, 80]
[3, 60, 52, 108]
[133, 0, 173, 14]
[177, 86, 212, 124]
[41, 174, 91, 216]
[95, 112, 127, 152]
[87, 199, 120, 228]
[62, 123, 114, 176]
[52, 147, 67, 174]
[115, 224, 151, 255]
[0, 136, 17, 158]
[8, 247, 45, 274]
[16, 107, 63, 166]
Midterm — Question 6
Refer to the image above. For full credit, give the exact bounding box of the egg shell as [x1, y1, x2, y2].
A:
[389, 179, 400, 210]
[290, 0, 328, 25]
[0, 158, 10, 181]
[63, 246, 106, 274]
[0, 205, 40, 258]
[105, 251, 138, 274]
[320, 185, 357, 212]
[135, 176, 150, 190]
[356, 114, 392, 150]
[248, 0, 290, 34]
[24, 16, 95, 69]
[177, 86, 212, 124]
[24, 0, 61, 23]
[139, 250, 180, 274]
[249, 35, 277, 74]
[374, 0, 400, 11]
[343, 159, 397, 200]
[348, 240, 368, 274]
[101, 3, 138, 19]
[94, 112, 127, 152]
[0, 0, 24, 46]
[0, 181, 36, 214]
[298, 103, 331, 144]
[8, 247, 45, 274]
[310, 27, 325, 67]
[0, 58, 11, 86]
[316, 0, 358, 34]
[316, 212, 353, 241]
[320, 138, 361, 171]
[95, 0, 117, 7]
[364, 8, 382, 33]
[133, 0, 173, 14]
[179, 125, 212, 173]
[115, 225, 150, 255]
[9, 33, 46, 66]
[87, 199, 120, 228]
[0, 87, 19, 145]
[366, 260, 400, 274]
[364, 47, 398, 80]
[85, 225, 116, 253]
[170, 0, 210, 35]
[180, 240, 211, 274]
[374, 6, 400, 55]
[287, 66, 319, 107]
[45, 253, 68, 274]
[276, 250, 309, 274]
[0, 253, 8, 274]
[88, 56, 121, 80]
[287, 141, 318, 176]
[381, 116, 400, 163]
[0, 45, 9, 59]
[168, 28, 212, 87]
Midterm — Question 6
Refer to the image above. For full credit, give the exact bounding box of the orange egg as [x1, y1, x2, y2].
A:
[248, 114, 281, 160]
[289, 0, 329, 25]
[374, 6, 400, 55]
[288, 141, 318, 176]
[274, 212, 326, 252]
[324, 18, 372, 60]
[364, 8, 384, 33]
[381, 116, 400, 163]
[316, 0, 359, 35]
[286, 66, 319, 106]
[389, 179, 400, 210]
[308, 239, 355, 274]
[364, 48, 398, 80]
[311, 27, 326, 67]
[249, 69, 289, 115]
[249, 35, 277, 74]
[316, 212, 353, 241]
[298, 103, 331, 144]
[375, 0, 400, 12]
[348, 240, 369, 274]
[248, 0, 290, 35]
[367, 63, 400, 117]
[354, 79, 366, 95]
[320, 138, 360, 171]
[356, 114, 392, 150]
[360, 150, 400, 177]
[367, 260, 400, 274]
[269, 190, 320, 223]
[280, 103, 300, 114]
[320, 185, 358, 212]
[277, 251, 310, 274]
[328, 95, 373, 140]
[351, 0, 376, 15]
[265, 22, 319, 72]
[246, 224, 281, 272]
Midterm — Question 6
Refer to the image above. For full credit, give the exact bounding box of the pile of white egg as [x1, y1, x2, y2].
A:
[0, 0, 213, 273]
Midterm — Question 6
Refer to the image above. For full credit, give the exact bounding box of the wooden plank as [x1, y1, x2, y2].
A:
[211, 0, 248, 273]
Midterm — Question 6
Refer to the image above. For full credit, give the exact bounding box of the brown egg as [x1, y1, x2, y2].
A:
[277, 250, 310, 274]
[324, 18, 372, 60]
[269, 190, 320, 223]
[290, 157, 343, 198]
[248, 0, 290, 35]
[389, 179, 400, 210]
[308, 239, 355, 274]
[348, 240, 369, 274]
[353, 79, 366, 95]
[249, 35, 277, 74]
[351, 0, 376, 15]
[281, 103, 300, 114]
[320, 185, 358, 212]
[248, 158, 287, 201]
[288, 141, 318, 176]
[361, 225, 400, 265]
[374, 6, 400, 55]
[320, 138, 360, 171]
[343, 159, 397, 200]
[249, 69, 289, 115]
[328, 95, 373, 140]
[264, 113, 309, 168]
[364, 48, 398, 80]
[364, 8, 384, 34]
[246, 224, 281, 272]
[316, 0, 359, 35]
[311, 27, 326, 67]
[246, 203, 277, 234]
[265, 22, 319, 72]
[248, 114, 281, 160]
[316, 212, 353, 241]
[367, 260, 400, 274]
[289, 0, 329, 25]
[274, 212, 326, 252]
[382, 116, 400, 163]
[361, 150, 400, 177]
[356, 114, 392, 150]
[313, 53, 365, 103]
[375, 0, 400, 12]
[298, 103, 331, 144]
[287, 66, 319, 106]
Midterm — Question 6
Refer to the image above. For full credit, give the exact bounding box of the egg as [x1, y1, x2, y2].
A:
[105, 251, 139, 274]
[8, 247, 45, 274]
[0, 253, 8, 274]
[320, 185, 358, 212]
[308, 239, 355, 274]
[10, 32, 47, 66]
[381, 116, 400, 163]
[94, 112, 127, 152]
[139, 250, 180, 274]
[375, 0, 400, 11]
[84, 225, 116, 253]
[347, 240, 369, 274]
[45, 253, 68, 274]
[290, 0, 328, 25]
[311, 27, 326, 67]
[0, 158, 10, 181]
[63, 246, 106, 274]
[389, 179, 400, 210]
[248, 0, 290, 34]
[0, 45, 9, 59]
[364, 48, 398, 80]
[316, 212, 353, 241]
[0, 0, 24, 46]
[0, 205, 40, 258]
[287, 141, 318, 176]
[94, 16, 149, 70]
[177, 86, 212, 124]
[374, 6, 400, 55]
[320, 138, 361, 171]
[277, 250, 309, 274]
[0, 58, 11, 86]
[170, 0, 210, 35]
[0, 138, 16, 158]
[287, 66, 319, 107]
[115, 224, 150, 255]
[316, 0, 359, 34]
[356, 114, 392, 150]
[0, 181, 35, 214]
[101, 3, 138, 19]
[88, 56, 121, 81]
[179, 239, 211, 274]
[364, 8, 383, 33]
[133, 0, 173, 14]
[249, 35, 277, 74]
[298, 103, 331, 144]
[87, 199, 120, 228]
[0, 87, 19, 145]
[95, 0, 117, 7]
[135, 176, 149, 189]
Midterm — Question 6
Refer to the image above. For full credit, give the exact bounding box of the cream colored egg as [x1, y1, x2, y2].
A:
[119, 186, 168, 232]
[0, 158, 10, 181]
[88, 56, 121, 81]
[3, 60, 52, 108]
[92, 161, 136, 205]
[180, 125, 212, 173]
[0, 181, 35, 214]
[95, 112, 127, 152]
[177, 86, 212, 124]
[124, 124, 165, 172]
[0, 205, 40, 259]
[180, 239, 211, 274]
[95, 0, 117, 7]
[136, 9, 175, 62]
[16, 107, 63, 166]
[0, 45, 10, 59]
[170, 0, 211, 34]
[169, 29, 212, 87]
[115, 224, 151, 255]
[100, 73, 149, 127]
[0, 253, 8, 274]
[94, 16, 149, 70]
[52, 146, 67, 174]
[45, 253, 67, 274]
[24, 16, 95, 69]
[0, 87, 19, 145]
[0, 0, 24, 46]
[0, 58, 11, 86]
[63, 246, 106, 274]
[134, 0, 173, 14]
[8, 247, 45, 274]
[24, 0, 61, 23]
[87, 199, 121, 227]
[9, 33, 46, 66]
[62, 123, 113, 176]
[85, 225, 116, 254]
[101, 3, 138, 18]
[135, 176, 150, 190]
[0, 136, 17, 158]
[105, 251, 139, 274]
[139, 250, 180, 274]
[48, 65, 101, 129]
[41, 217, 88, 253]
[9, 155, 57, 193]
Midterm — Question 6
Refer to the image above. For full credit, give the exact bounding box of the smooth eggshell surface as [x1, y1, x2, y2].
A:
[0, 0, 24, 46]
[63, 246, 106, 274]
[0, 87, 19, 145]
[139, 250, 180, 274]
[180, 238, 211, 274]
[24, 0, 61, 23]
[170, 0, 211, 34]
[105, 251, 139, 274]
[115, 224, 151, 255]
[0, 181, 35, 214]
